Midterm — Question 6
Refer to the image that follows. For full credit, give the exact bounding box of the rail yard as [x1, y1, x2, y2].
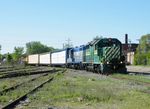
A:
[0, 65, 149, 109]
[0, 37, 149, 109]
[1, 0, 150, 109]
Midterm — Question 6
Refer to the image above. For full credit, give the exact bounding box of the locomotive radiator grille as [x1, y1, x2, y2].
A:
[104, 46, 120, 62]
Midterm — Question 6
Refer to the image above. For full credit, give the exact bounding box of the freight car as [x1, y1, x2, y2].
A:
[51, 48, 71, 67]
[27, 38, 126, 74]
[67, 45, 86, 69]
[39, 52, 51, 65]
[28, 54, 39, 65]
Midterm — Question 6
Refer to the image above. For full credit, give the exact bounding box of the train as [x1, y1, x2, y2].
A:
[26, 38, 127, 74]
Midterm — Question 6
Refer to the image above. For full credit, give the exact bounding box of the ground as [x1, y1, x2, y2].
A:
[1, 66, 150, 109]
[127, 65, 150, 73]
[21, 68, 150, 109]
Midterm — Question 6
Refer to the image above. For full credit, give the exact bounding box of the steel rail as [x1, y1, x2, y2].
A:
[0, 69, 59, 79]
[0, 73, 48, 95]
[2, 69, 66, 109]
[2, 77, 54, 109]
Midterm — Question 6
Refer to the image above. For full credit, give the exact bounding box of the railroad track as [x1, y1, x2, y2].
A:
[111, 76, 150, 86]
[0, 73, 48, 95]
[128, 71, 150, 76]
[69, 68, 150, 87]
[69, 68, 150, 96]
[80, 67, 150, 83]
[0, 69, 59, 79]
[2, 77, 54, 109]
[0, 66, 35, 72]
[0, 66, 47, 75]
[0, 66, 13, 70]
[110, 76, 150, 95]
[1, 69, 66, 109]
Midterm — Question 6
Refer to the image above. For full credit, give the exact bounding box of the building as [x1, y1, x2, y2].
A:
[122, 34, 139, 65]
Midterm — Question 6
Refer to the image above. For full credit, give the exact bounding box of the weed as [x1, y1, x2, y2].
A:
[22, 70, 150, 109]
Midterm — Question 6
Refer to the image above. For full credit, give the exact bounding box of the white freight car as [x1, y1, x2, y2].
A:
[51, 50, 67, 65]
[28, 54, 39, 64]
[39, 52, 51, 65]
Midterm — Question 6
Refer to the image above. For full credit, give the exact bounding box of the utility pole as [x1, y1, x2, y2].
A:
[128, 39, 132, 64]
[66, 38, 71, 47]
[66, 38, 73, 48]
[62, 43, 64, 49]
[0, 45, 1, 63]
[63, 38, 73, 49]
[137, 39, 140, 65]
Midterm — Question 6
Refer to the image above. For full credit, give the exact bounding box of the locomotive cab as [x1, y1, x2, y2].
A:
[96, 38, 127, 73]
[84, 38, 127, 74]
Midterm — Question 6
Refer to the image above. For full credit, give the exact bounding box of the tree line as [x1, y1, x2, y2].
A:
[0, 34, 149, 66]
[134, 34, 150, 65]
[0, 41, 56, 65]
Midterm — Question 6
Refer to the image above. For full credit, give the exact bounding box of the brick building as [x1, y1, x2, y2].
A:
[122, 34, 139, 64]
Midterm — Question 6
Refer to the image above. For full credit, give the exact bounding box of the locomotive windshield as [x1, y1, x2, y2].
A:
[99, 40, 121, 47]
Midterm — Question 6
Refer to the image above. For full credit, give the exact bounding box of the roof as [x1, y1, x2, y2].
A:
[86, 39, 101, 46]
[51, 48, 72, 53]
[86, 38, 121, 46]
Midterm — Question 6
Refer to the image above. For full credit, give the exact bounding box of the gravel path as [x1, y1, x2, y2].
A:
[67, 69, 107, 79]
[127, 66, 150, 73]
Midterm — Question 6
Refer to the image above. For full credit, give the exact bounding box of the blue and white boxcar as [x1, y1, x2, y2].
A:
[67, 45, 86, 69]
[73, 45, 86, 63]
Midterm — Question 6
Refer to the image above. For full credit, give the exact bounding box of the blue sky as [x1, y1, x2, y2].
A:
[0, 0, 149, 53]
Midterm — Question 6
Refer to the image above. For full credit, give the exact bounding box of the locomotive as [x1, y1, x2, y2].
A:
[27, 38, 127, 74]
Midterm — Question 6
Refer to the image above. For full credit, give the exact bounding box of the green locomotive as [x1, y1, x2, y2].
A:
[83, 38, 126, 74]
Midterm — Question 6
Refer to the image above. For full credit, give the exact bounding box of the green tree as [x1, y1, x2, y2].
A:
[12, 47, 24, 62]
[134, 34, 150, 65]
[26, 41, 54, 54]
[0, 45, 1, 52]
[0, 45, 2, 61]
[6, 53, 13, 64]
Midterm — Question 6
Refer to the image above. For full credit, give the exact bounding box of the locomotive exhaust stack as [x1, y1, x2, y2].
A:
[125, 34, 128, 44]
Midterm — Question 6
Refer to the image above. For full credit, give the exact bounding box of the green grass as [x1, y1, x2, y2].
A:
[0, 74, 44, 91]
[111, 73, 150, 84]
[0, 74, 53, 106]
[23, 70, 150, 109]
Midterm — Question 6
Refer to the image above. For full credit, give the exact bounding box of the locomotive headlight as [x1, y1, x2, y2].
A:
[120, 61, 123, 64]
[107, 61, 109, 64]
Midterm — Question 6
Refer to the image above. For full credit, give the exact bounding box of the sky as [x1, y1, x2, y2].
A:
[0, 0, 150, 54]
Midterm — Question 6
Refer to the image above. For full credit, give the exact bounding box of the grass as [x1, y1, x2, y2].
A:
[111, 73, 150, 84]
[0, 75, 39, 91]
[0, 65, 34, 73]
[0, 66, 51, 75]
[0, 66, 53, 79]
[23, 70, 150, 109]
[0, 73, 53, 106]
[0, 66, 53, 91]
